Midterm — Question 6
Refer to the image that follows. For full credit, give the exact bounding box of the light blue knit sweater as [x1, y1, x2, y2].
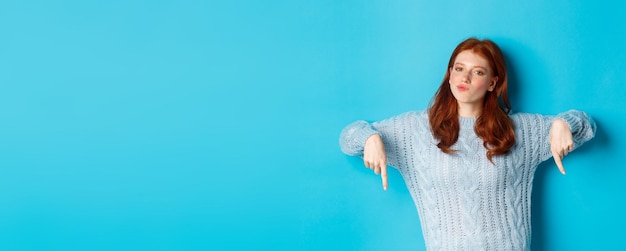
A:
[339, 110, 596, 250]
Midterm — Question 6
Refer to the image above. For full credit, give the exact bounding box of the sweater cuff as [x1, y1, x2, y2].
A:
[354, 126, 380, 151]
[339, 120, 380, 156]
[555, 110, 596, 145]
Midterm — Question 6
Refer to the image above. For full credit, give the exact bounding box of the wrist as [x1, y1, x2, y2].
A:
[365, 133, 382, 146]
[553, 118, 569, 129]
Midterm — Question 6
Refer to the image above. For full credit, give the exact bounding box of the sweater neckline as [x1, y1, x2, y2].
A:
[459, 116, 477, 129]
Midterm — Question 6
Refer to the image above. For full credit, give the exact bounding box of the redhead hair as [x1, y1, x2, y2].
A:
[428, 38, 515, 162]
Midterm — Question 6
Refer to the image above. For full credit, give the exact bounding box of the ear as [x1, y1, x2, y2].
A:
[448, 68, 454, 85]
[488, 76, 498, 92]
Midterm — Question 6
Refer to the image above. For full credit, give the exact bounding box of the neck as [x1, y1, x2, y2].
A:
[457, 103, 483, 118]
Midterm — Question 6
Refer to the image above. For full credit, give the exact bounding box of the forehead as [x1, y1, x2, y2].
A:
[454, 50, 490, 68]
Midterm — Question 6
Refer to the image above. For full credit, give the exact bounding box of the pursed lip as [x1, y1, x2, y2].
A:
[456, 85, 469, 92]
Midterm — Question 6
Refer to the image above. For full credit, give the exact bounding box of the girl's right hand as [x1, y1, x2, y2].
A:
[364, 134, 388, 190]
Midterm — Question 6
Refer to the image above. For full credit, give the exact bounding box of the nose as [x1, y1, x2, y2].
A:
[462, 72, 471, 83]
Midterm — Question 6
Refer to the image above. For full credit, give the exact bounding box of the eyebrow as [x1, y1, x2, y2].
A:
[454, 62, 488, 70]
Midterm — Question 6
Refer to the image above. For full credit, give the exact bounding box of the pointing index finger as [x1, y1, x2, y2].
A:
[553, 152, 566, 175]
[381, 163, 388, 190]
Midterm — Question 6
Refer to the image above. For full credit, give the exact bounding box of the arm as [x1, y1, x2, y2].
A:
[339, 112, 418, 190]
[339, 119, 389, 190]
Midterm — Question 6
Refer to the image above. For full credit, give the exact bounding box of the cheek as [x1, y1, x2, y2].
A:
[448, 72, 460, 83]
[474, 78, 491, 89]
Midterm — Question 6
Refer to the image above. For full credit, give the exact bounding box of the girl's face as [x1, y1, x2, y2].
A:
[449, 50, 498, 108]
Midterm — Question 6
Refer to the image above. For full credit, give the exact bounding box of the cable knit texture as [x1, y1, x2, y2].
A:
[339, 110, 596, 251]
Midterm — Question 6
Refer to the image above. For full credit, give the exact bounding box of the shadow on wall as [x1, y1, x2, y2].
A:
[499, 37, 611, 250]
[530, 119, 606, 251]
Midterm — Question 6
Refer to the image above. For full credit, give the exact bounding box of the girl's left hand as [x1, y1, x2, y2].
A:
[549, 119, 574, 175]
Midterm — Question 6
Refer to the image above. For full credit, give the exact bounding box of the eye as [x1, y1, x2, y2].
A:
[454, 67, 463, 72]
[474, 70, 485, 76]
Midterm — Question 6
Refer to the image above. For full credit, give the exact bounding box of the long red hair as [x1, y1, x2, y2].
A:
[428, 38, 515, 162]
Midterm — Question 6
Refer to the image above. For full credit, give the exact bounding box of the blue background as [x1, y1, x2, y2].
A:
[0, 0, 623, 250]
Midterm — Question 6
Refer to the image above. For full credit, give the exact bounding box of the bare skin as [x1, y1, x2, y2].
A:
[364, 134, 387, 190]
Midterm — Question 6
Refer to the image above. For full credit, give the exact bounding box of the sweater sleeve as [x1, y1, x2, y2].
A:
[339, 111, 419, 170]
[339, 120, 380, 157]
[537, 109, 597, 162]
